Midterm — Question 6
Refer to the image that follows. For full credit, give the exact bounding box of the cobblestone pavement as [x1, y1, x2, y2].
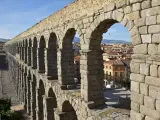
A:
[0, 70, 19, 106]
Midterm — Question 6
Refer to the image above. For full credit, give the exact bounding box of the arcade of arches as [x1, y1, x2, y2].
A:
[4, 0, 160, 120]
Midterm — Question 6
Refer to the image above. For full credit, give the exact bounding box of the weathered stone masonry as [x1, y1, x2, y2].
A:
[4, 0, 160, 119]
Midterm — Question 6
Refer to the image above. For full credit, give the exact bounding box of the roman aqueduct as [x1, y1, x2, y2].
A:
[4, 0, 160, 119]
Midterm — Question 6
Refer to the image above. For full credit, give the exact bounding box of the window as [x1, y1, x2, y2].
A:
[115, 66, 118, 70]
[120, 67, 124, 70]
[105, 71, 108, 79]
[106, 66, 108, 69]
[110, 72, 112, 80]
[115, 72, 118, 76]
[110, 66, 111, 69]
[104, 74, 106, 79]
[120, 72, 123, 77]
[106, 71, 108, 75]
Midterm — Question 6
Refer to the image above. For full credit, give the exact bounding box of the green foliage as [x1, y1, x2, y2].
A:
[0, 98, 11, 112]
[0, 98, 23, 120]
[0, 110, 22, 120]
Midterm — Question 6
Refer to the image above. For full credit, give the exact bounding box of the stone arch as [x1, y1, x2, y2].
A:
[22, 67, 25, 106]
[61, 28, 77, 88]
[37, 79, 45, 120]
[19, 41, 23, 60]
[89, 19, 118, 50]
[44, 87, 57, 120]
[22, 40, 25, 61]
[12, 43, 15, 55]
[23, 67, 28, 105]
[18, 65, 23, 101]
[86, 13, 136, 47]
[17, 63, 20, 98]
[38, 36, 46, 73]
[17, 42, 20, 55]
[10, 43, 13, 54]
[26, 70, 31, 115]
[20, 65, 25, 104]
[81, 14, 134, 108]
[61, 100, 78, 120]
[21, 66, 24, 103]
[46, 32, 58, 80]
[59, 23, 81, 48]
[48, 88, 57, 100]
[14, 42, 17, 54]
[14, 43, 16, 54]
[27, 39, 32, 66]
[24, 40, 28, 63]
[38, 35, 46, 48]
[31, 75, 37, 120]
[32, 37, 37, 69]
[16, 42, 18, 54]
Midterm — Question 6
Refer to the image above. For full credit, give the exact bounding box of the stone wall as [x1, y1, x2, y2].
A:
[4, 0, 160, 120]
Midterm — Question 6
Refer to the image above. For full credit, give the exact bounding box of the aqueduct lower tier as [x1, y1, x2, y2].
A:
[4, 0, 160, 119]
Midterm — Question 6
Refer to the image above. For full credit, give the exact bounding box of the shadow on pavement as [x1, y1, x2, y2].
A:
[104, 88, 131, 110]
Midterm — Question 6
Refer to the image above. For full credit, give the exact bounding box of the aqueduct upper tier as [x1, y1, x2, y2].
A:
[4, 0, 160, 119]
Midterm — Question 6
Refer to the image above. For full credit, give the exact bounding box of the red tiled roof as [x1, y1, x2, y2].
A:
[104, 59, 131, 66]
[74, 56, 80, 62]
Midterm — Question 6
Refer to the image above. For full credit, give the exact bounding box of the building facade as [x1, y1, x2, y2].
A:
[104, 60, 130, 83]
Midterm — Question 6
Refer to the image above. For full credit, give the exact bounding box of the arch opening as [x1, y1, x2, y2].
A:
[22, 40, 25, 61]
[45, 88, 57, 120]
[38, 36, 46, 73]
[18, 65, 22, 101]
[32, 37, 37, 69]
[38, 80, 45, 120]
[61, 28, 81, 88]
[17, 64, 20, 98]
[47, 32, 58, 80]
[24, 40, 28, 64]
[28, 39, 32, 66]
[17, 42, 20, 55]
[73, 33, 81, 85]
[19, 42, 22, 60]
[85, 19, 132, 110]
[26, 70, 31, 115]
[21, 68, 25, 104]
[61, 100, 78, 120]
[31, 75, 37, 120]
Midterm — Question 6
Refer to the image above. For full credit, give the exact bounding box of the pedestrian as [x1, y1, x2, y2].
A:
[74, 78, 78, 86]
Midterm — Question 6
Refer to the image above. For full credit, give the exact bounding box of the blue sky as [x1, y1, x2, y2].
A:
[103, 23, 131, 41]
[0, 0, 131, 41]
